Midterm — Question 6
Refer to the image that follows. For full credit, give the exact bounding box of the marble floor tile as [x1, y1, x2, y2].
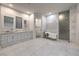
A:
[0, 38, 79, 56]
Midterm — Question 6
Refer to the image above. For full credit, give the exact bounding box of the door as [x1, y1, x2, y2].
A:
[59, 10, 70, 41]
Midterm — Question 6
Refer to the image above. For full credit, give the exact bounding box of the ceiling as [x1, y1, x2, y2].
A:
[2, 3, 77, 15]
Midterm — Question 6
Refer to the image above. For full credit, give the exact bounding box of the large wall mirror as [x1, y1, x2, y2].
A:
[4, 16, 14, 29]
[16, 16, 22, 29]
[24, 20, 27, 28]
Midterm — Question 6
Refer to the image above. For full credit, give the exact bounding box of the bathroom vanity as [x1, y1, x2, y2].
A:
[0, 31, 33, 48]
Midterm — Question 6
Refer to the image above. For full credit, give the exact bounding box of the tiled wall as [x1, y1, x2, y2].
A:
[0, 31, 33, 48]
[76, 4, 79, 45]
[70, 4, 79, 45]
[70, 5, 77, 43]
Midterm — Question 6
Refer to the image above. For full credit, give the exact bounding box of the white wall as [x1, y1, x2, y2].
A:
[46, 14, 58, 34]
[0, 5, 34, 33]
[70, 4, 79, 45]
[42, 16, 47, 32]
[75, 4, 79, 44]
[0, 5, 2, 33]
[70, 5, 77, 43]
[29, 14, 34, 31]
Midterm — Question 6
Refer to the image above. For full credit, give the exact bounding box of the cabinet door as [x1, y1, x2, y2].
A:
[7, 34, 13, 43]
[1, 35, 8, 47]
[7, 34, 14, 46]
[13, 33, 18, 43]
[21, 32, 24, 39]
[24, 32, 27, 40]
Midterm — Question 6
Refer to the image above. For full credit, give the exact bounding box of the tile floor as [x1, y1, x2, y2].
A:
[0, 38, 79, 56]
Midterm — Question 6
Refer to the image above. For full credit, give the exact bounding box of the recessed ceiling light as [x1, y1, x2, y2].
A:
[9, 4, 13, 7]
[48, 12, 52, 15]
[47, 12, 52, 16]
[26, 11, 32, 15]
[26, 11, 30, 14]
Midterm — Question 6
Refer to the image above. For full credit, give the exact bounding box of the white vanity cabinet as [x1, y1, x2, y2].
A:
[0, 34, 9, 47]
[0, 31, 33, 48]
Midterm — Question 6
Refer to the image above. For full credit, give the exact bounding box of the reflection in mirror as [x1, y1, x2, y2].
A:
[16, 16, 22, 29]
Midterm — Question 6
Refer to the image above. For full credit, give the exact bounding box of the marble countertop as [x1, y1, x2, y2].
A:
[0, 31, 33, 35]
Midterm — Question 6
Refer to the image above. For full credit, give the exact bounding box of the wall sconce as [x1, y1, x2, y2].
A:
[59, 14, 65, 20]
